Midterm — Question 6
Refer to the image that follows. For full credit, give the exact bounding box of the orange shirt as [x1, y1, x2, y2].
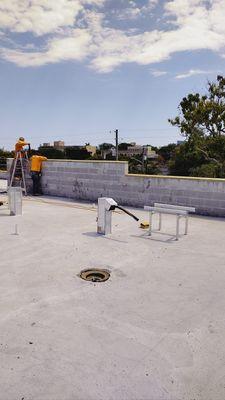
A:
[30, 156, 47, 172]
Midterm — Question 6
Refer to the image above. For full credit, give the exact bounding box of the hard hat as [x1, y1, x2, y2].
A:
[19, 136, 25, 141]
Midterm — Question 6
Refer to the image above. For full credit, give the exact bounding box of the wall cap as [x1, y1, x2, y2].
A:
[127, 173, 225, 182]
[43, 159, 127, 164]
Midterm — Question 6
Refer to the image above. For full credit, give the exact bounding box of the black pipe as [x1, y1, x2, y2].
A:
[109, 205, 139, 221]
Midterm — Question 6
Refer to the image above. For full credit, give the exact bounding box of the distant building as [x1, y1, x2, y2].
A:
[119, 145, 143, 157]
[39, 141, 96, 156]
[85, 145, 97, 156]
[118, 144, 158, 159]
[143, 146, 158, 159]
[53, 141, 65, 151]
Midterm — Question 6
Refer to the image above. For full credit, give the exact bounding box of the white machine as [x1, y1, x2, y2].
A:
[97, 197, 139, 235]
[97, 197, 118, 235]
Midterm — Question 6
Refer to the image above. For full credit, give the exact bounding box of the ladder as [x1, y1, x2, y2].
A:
[9, 151, 29, 196]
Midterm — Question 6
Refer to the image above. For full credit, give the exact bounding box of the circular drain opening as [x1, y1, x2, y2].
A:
[80, 269, 110, 283]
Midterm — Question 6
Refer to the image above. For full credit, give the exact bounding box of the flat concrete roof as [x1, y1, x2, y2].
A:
[0, 195, 224, 400]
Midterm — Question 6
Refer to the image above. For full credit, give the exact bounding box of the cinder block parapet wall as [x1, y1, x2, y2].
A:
[39, 159, 225, 217]
[0, 171, 8, 180]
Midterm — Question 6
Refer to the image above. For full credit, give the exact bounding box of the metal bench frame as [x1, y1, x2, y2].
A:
[144, 203, 195, 241]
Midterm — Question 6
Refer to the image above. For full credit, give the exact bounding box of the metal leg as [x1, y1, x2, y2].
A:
[176, 215, 180, 241]
[20, 154, 27, 195]
[148, 212, 153, 236]
[158, 213, 162, 231]
[185, 216, 188, 235]
[9, 156, 18, 188]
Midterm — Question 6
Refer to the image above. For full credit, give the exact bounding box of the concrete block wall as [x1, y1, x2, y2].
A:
[41, 160, 128, 201]
[0, 171, 8, 180]
[40, 159, 225, 217]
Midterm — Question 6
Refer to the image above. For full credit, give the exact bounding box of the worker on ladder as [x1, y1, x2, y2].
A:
[9, 137, 31, 195]
[30, 154, 47, 196]
[15, 137, 30, 156]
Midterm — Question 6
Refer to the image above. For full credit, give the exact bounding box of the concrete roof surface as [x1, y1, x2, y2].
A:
[0, 196, 224, 400]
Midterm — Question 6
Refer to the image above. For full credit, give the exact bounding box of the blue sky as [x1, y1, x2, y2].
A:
[0, 0, 225, 150]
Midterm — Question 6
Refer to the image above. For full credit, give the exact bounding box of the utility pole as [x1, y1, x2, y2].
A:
[115, 129, 119, 161]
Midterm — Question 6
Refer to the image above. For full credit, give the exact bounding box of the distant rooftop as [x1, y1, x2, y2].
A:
[0, 195, 224, 399]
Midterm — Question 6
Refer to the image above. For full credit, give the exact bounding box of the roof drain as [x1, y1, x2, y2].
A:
[79, 269, 110, 283]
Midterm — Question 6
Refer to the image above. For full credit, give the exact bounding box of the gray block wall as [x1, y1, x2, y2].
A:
[39, 160, 225, 217]
[0, 171, 8, 180]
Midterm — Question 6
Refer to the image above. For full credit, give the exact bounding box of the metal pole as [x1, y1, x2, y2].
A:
[185, 216, 188, 235]
[148, 211, 153, 236]
[176, 215, 180, 240]
[158, 213, 162, 231]
[20, 153, 27, 196]
[15, 224, 19, 235]
[115, 129, 118, 161]
[9, 153, 18, 188]
[142, 152, 147, 174]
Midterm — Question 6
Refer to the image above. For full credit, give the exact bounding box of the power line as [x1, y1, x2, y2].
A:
[0, 133, 179, 141]
[118, 128, 176, 131]
[0, 127, 178, 141]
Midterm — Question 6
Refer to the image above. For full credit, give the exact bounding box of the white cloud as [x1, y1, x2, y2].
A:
[1, 29, 92, 66]
[175, 69, 218, 79]
[0, 0, 224, 72]
[151, 70, 168, 77]
[0, 0, 105, 36]
[0, 0, 82, 36]
[116, 7, 141, 21]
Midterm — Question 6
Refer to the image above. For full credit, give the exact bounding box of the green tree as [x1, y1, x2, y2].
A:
[38, 146, 65, 159]
[64, 146, 91, 160]
[169, 142, 205, 176]
[118, 142, 130, 150]
[169, 75, 225, 138]
[0, 148, 14, 170]
[98, 143, 114, 150]
[169, 75, 225, 177]
[158, 143, 177, 162]
[189, 163, 220, 178]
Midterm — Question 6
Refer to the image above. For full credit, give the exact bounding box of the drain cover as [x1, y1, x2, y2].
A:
[80, 269, 110, 283]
